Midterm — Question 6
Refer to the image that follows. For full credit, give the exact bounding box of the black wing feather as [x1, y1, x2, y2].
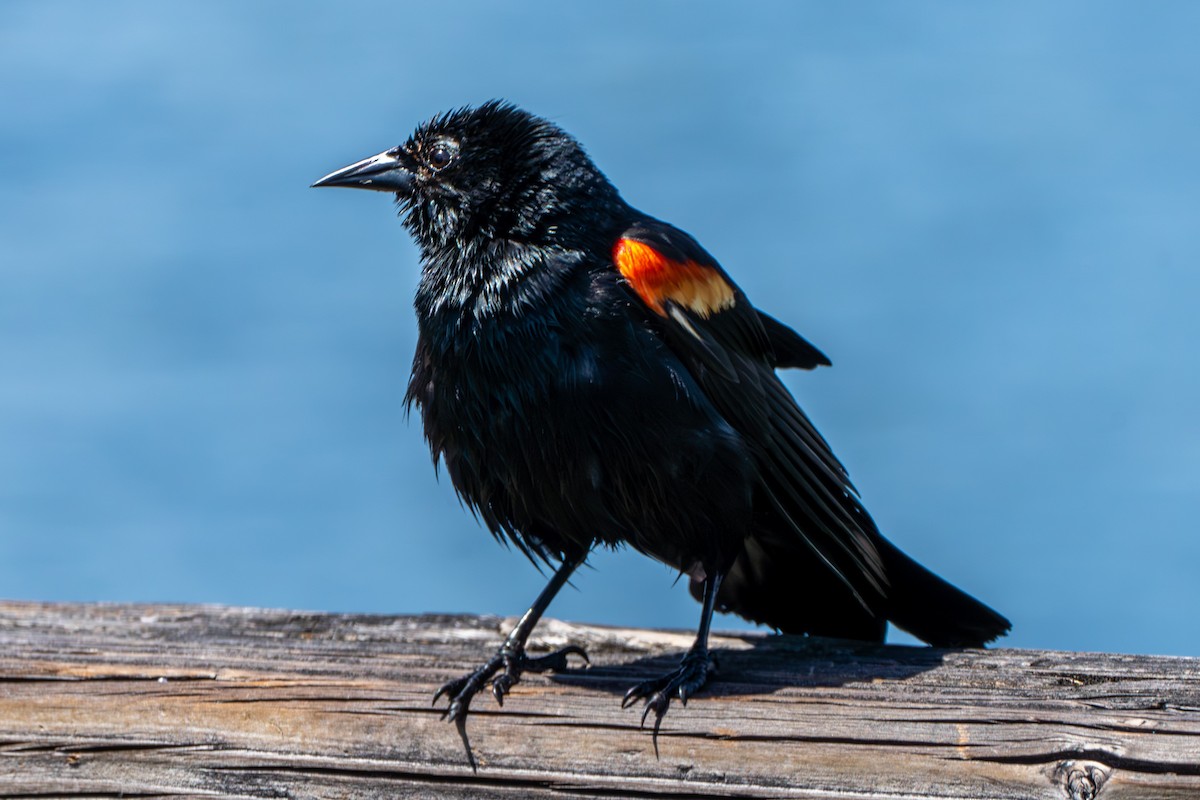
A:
[618, 219, 887, 604]
[758, 311, 832, 369]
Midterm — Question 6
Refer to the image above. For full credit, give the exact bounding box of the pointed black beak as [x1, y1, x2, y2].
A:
[312, 149, 415, 194]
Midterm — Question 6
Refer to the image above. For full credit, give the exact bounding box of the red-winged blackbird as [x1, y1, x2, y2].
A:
[314, 101, 1009, 744]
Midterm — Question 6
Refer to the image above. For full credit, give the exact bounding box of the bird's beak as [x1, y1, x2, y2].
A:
[311, 149, 414, 194]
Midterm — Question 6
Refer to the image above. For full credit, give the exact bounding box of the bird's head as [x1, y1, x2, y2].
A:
[313, 101, 622, 255]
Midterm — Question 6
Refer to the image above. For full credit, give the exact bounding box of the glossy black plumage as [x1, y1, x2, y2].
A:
[314, 101, 1010, 752]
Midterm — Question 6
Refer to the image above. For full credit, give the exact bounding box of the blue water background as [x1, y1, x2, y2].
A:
[2, 2, 1197, 655]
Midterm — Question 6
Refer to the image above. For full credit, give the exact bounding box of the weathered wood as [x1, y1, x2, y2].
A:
[0, 601, 1196, 799]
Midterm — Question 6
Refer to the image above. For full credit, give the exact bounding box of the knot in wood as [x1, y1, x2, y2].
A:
[1055, 760, 1109, 800]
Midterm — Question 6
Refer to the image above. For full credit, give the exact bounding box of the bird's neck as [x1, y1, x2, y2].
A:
[413, 238, 586, 347]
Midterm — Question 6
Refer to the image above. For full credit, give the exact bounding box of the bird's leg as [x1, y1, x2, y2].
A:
[622, 570, 724, 751]
[433, 550, 588, 762]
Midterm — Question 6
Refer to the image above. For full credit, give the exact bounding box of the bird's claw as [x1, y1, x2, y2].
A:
[433, 643, 589, 716]
[621, 649, 711, 755]
[432, 642, 588, 769]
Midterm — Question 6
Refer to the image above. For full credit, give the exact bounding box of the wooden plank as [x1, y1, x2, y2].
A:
[0, 600, 1196, 798]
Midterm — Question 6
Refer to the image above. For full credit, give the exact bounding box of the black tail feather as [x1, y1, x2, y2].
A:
[698, 532, 1010, 648]
[878, 537, 1011, 647]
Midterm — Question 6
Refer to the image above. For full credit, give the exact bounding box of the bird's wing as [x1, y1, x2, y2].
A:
[612, 222, 831, 372]
[612, 219, 886, 604]
[757, 310, 831, 370]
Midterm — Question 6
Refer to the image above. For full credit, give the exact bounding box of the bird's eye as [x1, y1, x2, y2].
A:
[428, 144, 455, 171]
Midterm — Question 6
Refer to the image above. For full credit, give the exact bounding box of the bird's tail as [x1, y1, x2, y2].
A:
[697, 531, 1010, 647]
[878, 537, 1011, 647]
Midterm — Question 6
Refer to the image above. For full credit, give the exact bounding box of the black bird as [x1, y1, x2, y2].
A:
[314, 101, 1010, 742]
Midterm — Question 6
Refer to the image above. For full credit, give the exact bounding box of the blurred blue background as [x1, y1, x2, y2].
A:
[1, 2, 1197, 656]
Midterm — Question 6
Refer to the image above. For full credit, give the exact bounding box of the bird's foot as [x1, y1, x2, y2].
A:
[621, 647, 712, 752]
[435, 642, 589, 719]
[432, 642, 589, 766]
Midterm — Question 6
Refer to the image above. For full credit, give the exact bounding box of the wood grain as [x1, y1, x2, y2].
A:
[0, 601, 1196, 798]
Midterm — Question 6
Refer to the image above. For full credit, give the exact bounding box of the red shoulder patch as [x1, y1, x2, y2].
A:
[613, 237, 736, 318]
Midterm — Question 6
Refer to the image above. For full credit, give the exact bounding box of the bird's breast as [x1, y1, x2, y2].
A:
[408, 299, 755, 570]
